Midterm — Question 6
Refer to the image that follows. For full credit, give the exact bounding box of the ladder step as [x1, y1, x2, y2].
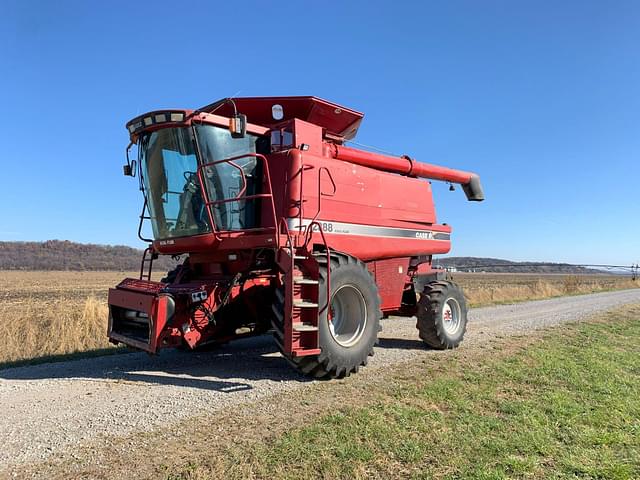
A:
[293, 276, 319, 285]
[292, 348, 322, 357]
[293, 299, 318, 308]
[293, 322, 318, 332]
[293, 255, 308, 260]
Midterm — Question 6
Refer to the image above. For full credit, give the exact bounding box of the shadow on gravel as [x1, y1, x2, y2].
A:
[0, 335, 313, 392]
[377, 337, 429, 351]
[0, 346, 130, 371]
[0, 330, 435, 390]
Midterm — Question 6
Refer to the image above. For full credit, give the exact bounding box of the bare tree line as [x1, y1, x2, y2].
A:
[0, 240, 176, 271]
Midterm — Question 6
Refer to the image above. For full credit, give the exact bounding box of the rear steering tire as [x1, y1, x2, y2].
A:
[272, 252, 382, 379]
[416, 281, 468, 349]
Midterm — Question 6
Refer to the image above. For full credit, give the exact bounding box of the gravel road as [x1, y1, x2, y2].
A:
[1, 289, 639, 470]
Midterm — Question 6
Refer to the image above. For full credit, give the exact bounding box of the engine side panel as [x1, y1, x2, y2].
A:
[280, 150, 451, 261]
[300, 152, 437, 227]
[366, 258, 411, 311]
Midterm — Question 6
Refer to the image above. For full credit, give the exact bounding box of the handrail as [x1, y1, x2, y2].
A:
[137, 198, 153, 243]
[196, 153, 278, 242]
[305, 220, 331, 314]
[310, 166, 337, 224]
[199, 158, 248, 199]
[204, 193, 273, 207]
[297, 164, 314, 237]
[278, 216, 294, 262]
[139, 246, 155, 281]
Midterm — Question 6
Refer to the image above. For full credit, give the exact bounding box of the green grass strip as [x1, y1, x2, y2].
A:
[215, 307, 640, 479]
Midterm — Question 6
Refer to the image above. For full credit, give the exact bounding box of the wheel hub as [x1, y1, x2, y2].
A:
[328, 284, 367, 347]
[442, 298, 461, 335]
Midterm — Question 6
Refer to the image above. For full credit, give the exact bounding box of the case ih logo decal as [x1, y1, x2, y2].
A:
[415, 231, 434, 240]
[287, 219, 450, 241]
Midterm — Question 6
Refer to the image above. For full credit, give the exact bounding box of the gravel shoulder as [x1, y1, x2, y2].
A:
[1, 288, 639, 472]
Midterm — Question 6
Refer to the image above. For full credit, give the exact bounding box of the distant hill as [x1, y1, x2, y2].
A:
[436, 256, 605, 274]
[0, 241, 605, 275]
[0, 240, 177, 271]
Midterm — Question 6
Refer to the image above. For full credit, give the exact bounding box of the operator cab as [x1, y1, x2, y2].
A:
[139, 125, 264, 238]
[124, 105, 271, 253]
[123, 97, 365, 254]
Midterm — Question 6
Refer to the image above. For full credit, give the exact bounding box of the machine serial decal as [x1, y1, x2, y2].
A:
[286, 219, 451, 241]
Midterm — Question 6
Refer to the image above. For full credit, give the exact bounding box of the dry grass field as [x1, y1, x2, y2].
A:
[0, 271, 146, 366]
[0, 270, 636, 366]
[453, 272, 638, 306]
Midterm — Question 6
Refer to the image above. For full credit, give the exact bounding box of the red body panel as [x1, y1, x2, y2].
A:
[287, 149, 450, 261]
[367, 258, 412, 311]
[300, 151, 437, 226]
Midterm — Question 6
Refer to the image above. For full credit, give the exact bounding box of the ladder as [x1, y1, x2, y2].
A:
[275, 162, 334, 357]
[275, 218, 331, 357]
[139, 246, 157, 281]
[286, 246, 321, 357]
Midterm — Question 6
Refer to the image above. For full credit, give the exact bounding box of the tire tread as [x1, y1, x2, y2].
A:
[416, 281, 468, 350]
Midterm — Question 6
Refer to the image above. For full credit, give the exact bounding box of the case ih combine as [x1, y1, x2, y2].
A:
[108, 96, 484, 378]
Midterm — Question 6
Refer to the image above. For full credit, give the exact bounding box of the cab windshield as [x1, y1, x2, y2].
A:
[139, 125, 261, 240]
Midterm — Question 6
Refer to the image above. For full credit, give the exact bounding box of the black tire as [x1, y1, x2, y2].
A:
[272, 252, 382, 379]
[416, 281, 468, 349]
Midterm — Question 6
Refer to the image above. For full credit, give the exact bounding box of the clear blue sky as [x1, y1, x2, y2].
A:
[1, 0, 638, 265]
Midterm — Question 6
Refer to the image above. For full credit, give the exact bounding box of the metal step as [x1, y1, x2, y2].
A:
[293, 322, 318, 332]
[293, 299, 318, 308]
[293, 276, 319, 285]
[293, 255, 308, 260]
[292, 348, 321, 357]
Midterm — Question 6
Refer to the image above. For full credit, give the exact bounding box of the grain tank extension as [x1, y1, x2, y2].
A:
[108, 96, 484, 378]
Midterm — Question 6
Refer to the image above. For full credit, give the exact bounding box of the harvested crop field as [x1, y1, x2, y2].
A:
[453, 272, 637, 306]
[0, 271, 153, 366]
[0, 270, 636, 366]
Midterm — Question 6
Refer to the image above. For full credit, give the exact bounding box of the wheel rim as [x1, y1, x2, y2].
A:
[328, 284, 367, 347]
[442, 298, 461, 335]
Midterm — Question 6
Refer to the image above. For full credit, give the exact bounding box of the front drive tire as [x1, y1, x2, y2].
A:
[272, 252, 382, 379]
[416, 281, 468, 349]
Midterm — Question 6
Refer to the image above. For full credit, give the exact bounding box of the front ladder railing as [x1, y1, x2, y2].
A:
[196, 153, 279, 246]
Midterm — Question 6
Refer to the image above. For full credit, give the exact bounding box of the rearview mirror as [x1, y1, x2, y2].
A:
[124, 142, 137, 177]
[123, 160, 137, 177]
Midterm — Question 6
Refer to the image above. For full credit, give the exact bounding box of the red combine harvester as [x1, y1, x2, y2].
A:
[108, 96, 484, 378]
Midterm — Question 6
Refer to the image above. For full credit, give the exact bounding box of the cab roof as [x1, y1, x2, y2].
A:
[200, 96, 364, 140]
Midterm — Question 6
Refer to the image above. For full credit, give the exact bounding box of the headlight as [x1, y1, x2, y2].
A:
[126, 111, 187, 135]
